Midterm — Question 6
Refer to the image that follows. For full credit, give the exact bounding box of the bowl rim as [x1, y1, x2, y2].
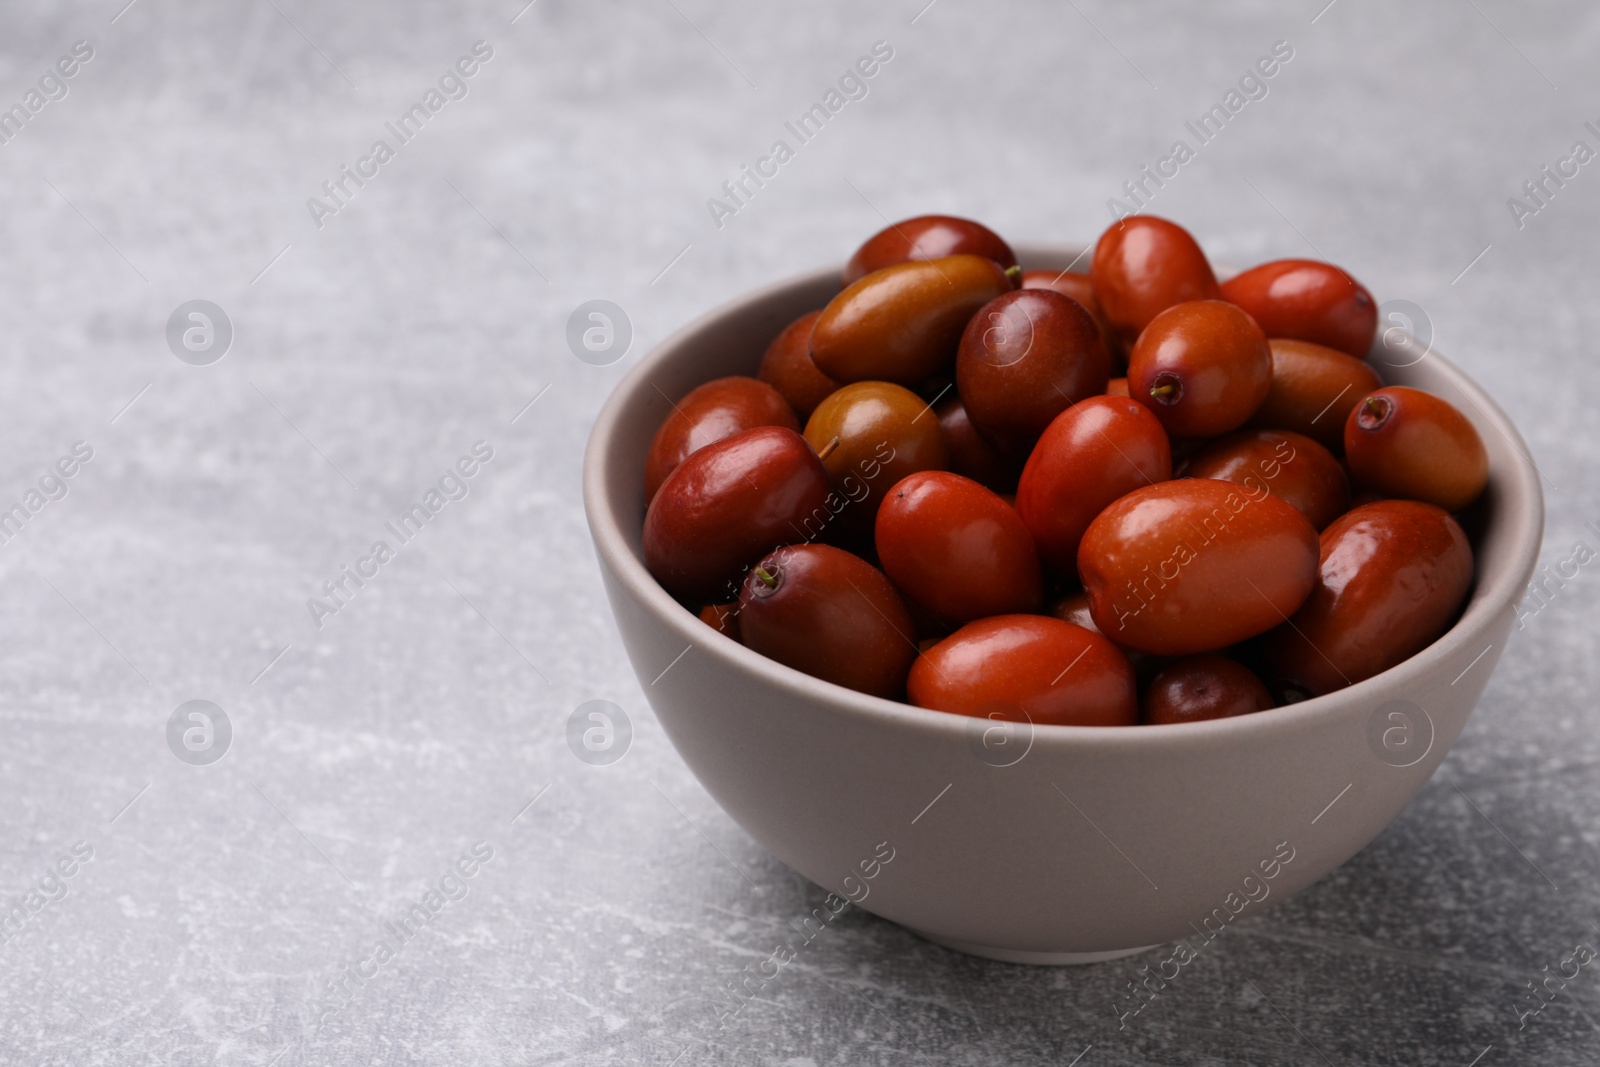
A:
[582, 243, 1545, 751]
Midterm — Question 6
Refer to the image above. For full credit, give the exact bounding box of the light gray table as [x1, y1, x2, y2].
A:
[1, 1, 1596, 1063]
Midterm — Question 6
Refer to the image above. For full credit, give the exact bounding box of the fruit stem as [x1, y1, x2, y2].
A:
[817, 436, 841, 463]
[753, 566, 778, 589]
[1004, 265, 1022, 286]
[1357, 394, 1393, 430]
[1148, 382, 1178, 401]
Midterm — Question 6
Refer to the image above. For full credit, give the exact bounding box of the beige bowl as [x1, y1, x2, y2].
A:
[582, 244, 1543, 964]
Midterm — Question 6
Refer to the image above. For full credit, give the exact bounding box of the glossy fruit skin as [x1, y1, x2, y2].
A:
[1129, 300, 1272, 438]
[1015, 396, 1172, 576]
[1143, 655, 1273, 725]
[738, 544, 916, 700]
[1248, 339, 1383, 453]
[1184, 429, 1350, 530]
[843, 215, 1017, 285]
[1048, 590, 1098, 632]
[757, 310, 838, 421]
[935, 394, 1021, 494]
[875, 471, 1042, 625]
[1261, 500, 1474, 697]
[1344, 386, 1489, 512]
[956, 289, 1111, 456]
[811, 255, 1015, 385]
[1091, 216, 1220, 348]
[698, 602, 741, 641]
[644, 376, 799, 501]
[908, 615, 1137, 727]
[1220, 258, 1377, 358]
[1048, 589, 1163, 684]
[803, 381, 947, 529]
[1078, 478, 1320, 656]
[1020, 269, 1119, 358]
[643, 427, 832, 602]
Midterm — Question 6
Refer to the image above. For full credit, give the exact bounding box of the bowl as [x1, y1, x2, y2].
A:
[582, 243, 1543, 964]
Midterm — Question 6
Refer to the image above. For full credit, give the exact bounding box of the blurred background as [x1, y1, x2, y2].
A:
[0, 1, 1597, 1063]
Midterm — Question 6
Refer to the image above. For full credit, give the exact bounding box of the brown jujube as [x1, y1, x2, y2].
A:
[811, 255, 1015, 385]
[643, 376, 799, 501]
[955, 288, 1110, 456]
[843, 215, 1017, 285]
[1261, 500, 1474, 698]
[738, 544, 916, 700]
[757, 310, 838, 421]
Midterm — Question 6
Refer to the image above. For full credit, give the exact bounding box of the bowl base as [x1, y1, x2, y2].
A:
[911, 930, 1155, 966]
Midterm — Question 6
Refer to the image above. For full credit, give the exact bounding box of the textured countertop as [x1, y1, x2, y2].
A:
[2, 1, 1598, 1064]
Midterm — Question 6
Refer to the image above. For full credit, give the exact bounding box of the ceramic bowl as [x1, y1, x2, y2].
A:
[582, 244, 1543, 964]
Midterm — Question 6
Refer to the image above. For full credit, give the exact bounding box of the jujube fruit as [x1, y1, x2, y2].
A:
[1219, 258, 1377, 358]
[698, 602, 741, 641]
[1078, 478, 1319, 656]
[644, 376, 799, 501]
[935, 394, 1021, 493]
[1184, 429, 1350, 530]
[1344, 386, 1488, 512]
[1247, 339, 1382, 452]
[844, 215, 1017, 285]
[1261, 500, 1474, 698]
[956, 288, 1110, 456]
[1015, 395, 1173, 576]
[1128, 300, 1272, 438]
[757, 310, 838, 421]
[811, 255, 1015, 385]
[803, 381, 947, 528]
[1143, 655, 1273, 725]
[875, 470, 1042, 625]
[908, 615, 1137, 727]
[643, 427, 831, 601]
[1091, 216, 1220, 348]
[738, 544, 916, 700]
[1020, 268, 1119, 359]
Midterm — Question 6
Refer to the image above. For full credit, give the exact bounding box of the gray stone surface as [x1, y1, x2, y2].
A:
[0, 0, 1596, 1063]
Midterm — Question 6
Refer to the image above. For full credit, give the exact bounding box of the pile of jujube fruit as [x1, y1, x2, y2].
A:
[641, 215, 1486, 727]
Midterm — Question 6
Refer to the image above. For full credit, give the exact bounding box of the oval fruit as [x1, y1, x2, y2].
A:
[738, 544, 916, 699]
[643, 427, 831, 601]
[1248, 339, 1383, 452]
[843, 215, 1017, 285]
[1129, 300, 1272, 438]
[803, 381, 947, 528]
[875, 471, 1042, 625]
[908, 615, 1137, 727]
[1219, 258, 1377, 358]
[956, 288, 1110, 456]
[1091, 216, 1220, 348]
[1020, 269, 1118, 358]
[1047, 589, 1163, 684]
[1078, 478, 1320, 656]
[935, 394, 1021, 494]
[697, 602, 741, 641]
[643, 376, 799, 501]
[1344, 386, 1488, 511]
[1261, 500, 1474, 697]
[1048, 589, 1099, 632]
[1015, 396, 1172, 576]
[757, 310, 838, 421]
[811, 255, 1016, 385]
[1143, 655, 1273, 725]
[1184, 429, 1350, 530]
